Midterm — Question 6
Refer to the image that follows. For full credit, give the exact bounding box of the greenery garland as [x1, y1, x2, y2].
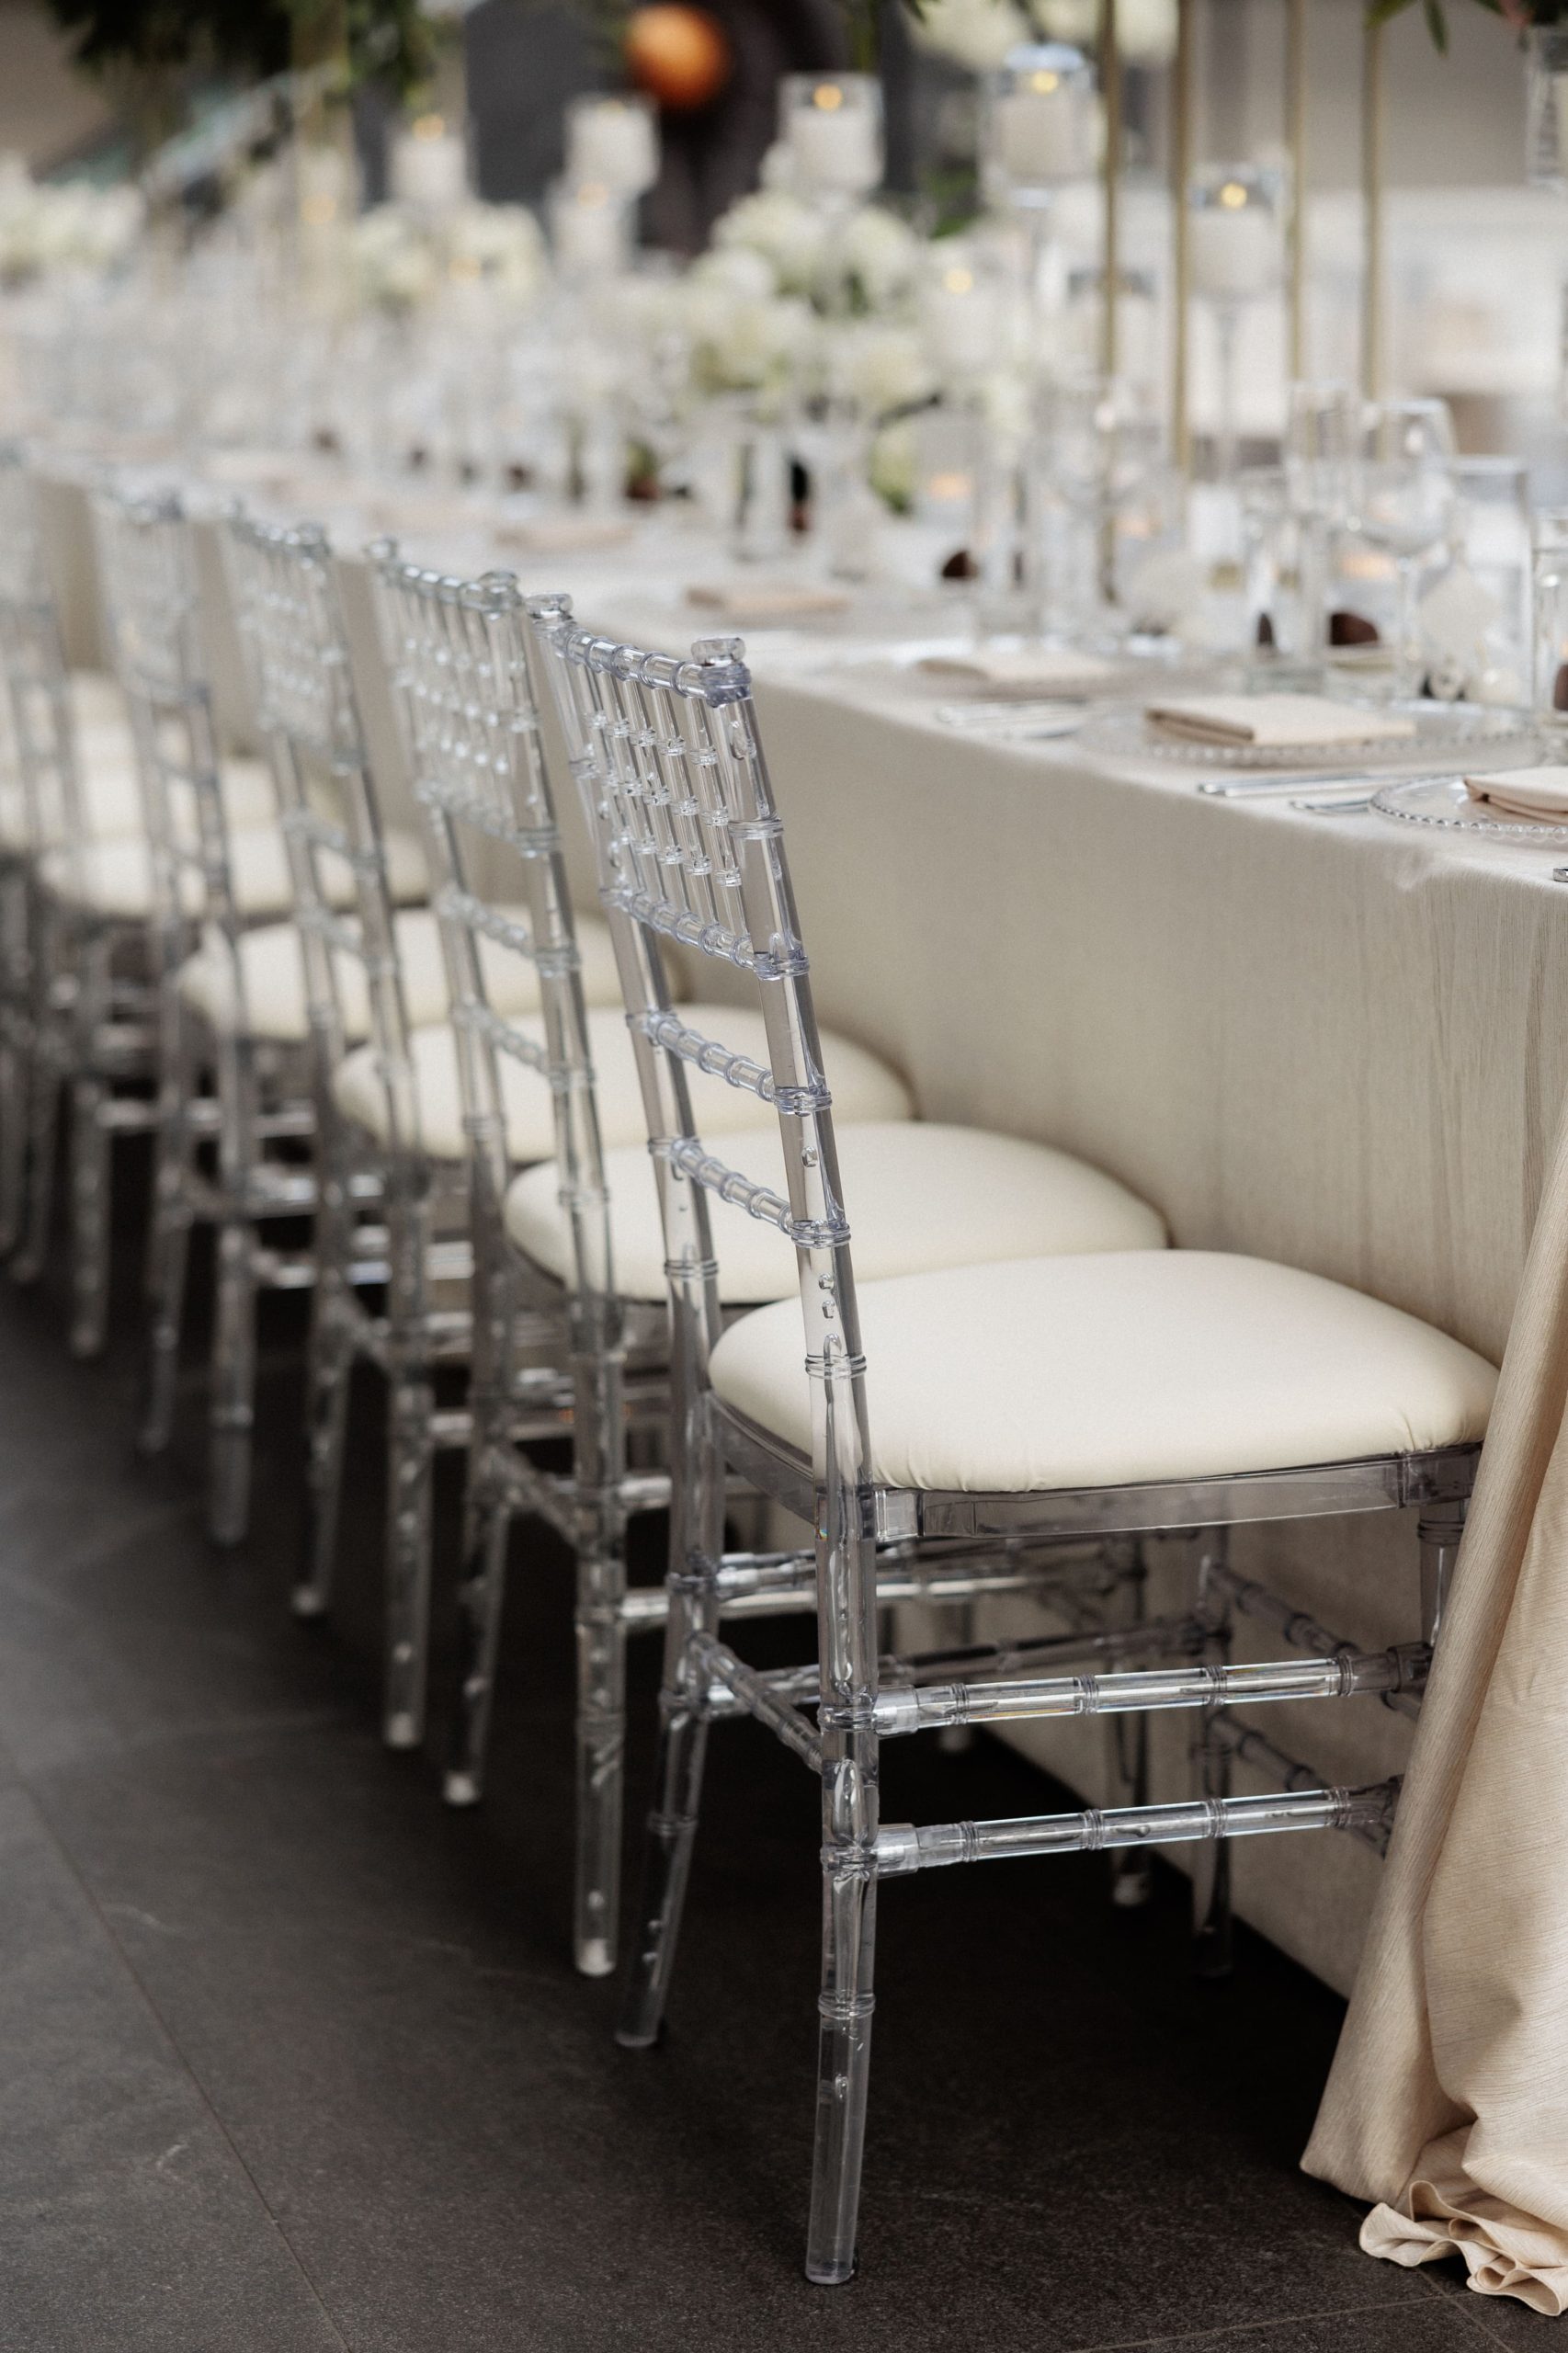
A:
[45, 0, 446, 100]
[1369, 0, 1567, 54]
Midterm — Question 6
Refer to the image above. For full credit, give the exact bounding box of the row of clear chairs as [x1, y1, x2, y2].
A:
[0, 449, 1495, 2283]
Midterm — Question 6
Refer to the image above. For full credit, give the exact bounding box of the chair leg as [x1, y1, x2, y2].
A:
[805, 1863, 879, 2286]
[208, 1217, 257, 1547]
[1105, 1539, 1153, 1909]
[1419, 1497, 1468, 1646]
[1192, 1530, 1233, 1980]
[383, 1370, 436, 1750]
[0, 1016, 26, 1258]
[616, 1690, 711, 2048]
[442, 1482, 512, 1806]
[11, 1024, 60, 1285]
[0, 870, 29, 1256]
[574, 1526, 629, 1978]
[571, 1330, 629, 1978]
[139, 1077, 193, 1457]
[295, 1316, 352, 1626]
[67, 1071, 112, 1358]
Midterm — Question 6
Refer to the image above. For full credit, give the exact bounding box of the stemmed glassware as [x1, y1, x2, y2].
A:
[983, 44, 1096, 379]
[1284, 381, 1358, 663]
[1352, 396, 1457, 698]
[1188, 165, 1283, 494]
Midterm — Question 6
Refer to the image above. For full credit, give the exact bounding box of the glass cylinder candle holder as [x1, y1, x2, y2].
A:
[919, 245, 1007, 386]
[550, 179, 633, 279]
[389, 112, 471, 211]
[983, 44, 1096, 211]
[1527, 25, 1568, 190]
[563, 94, 659, 201]
[779, 74, 883, 203]
[1188, 164, 1283, 488]
[1532, 507, 1568, 728]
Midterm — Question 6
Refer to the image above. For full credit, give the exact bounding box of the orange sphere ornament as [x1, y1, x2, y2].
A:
[624, 6, 732, 112]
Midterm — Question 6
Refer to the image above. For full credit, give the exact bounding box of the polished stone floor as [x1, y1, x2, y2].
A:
[0, 1178, 1542, 2351]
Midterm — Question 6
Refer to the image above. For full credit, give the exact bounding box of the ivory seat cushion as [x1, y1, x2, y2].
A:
[708, 1251, 1497, 1494]
[334, 1006, 913, 1165]
[179, 906, 623, 1042]
[506, 1124, 1165, 1305]
[0, 753, 277, 853]
[40, 823, 426, 922]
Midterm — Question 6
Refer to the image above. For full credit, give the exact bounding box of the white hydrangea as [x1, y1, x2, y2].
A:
[445, 201, 547, 303]
[914, 0, 1031, 74]
[823, 321, 937, 419]
[0, 169, 143, 285]
[690, 291, 816, 395]
[839, 206, 923, 311]
[1031, 0, 1177, 65]
[351, 205, 440, 313]
[712, 188, 829, 299]
[690, 244, 778, 302]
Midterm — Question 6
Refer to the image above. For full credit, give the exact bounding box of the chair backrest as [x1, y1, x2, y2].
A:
[222, 512, 417, 1150]
[90, 481, 240, 986]
[0, 443, 91, 867]
[371, 553, 613, 1313]
[528, 597, 870, 1510]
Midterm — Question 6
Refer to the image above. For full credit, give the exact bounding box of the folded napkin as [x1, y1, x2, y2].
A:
[686, 581, 851, 626]
[1463, 766, 1568, 823]
[1146, 692, 1417, 748]
[918, 647, 1119, 699]
[493, 513, 635, 557]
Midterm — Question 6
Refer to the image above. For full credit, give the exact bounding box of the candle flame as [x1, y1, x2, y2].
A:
[301, 194, 337, 227]
[576, 181, 610, 208]
[942, 266, 974, 294]
[1219, 179, 1248, 209]
[1028, 69, 1060, 94]
[411, 113, 445, 142]
[813, 84, 844, 110]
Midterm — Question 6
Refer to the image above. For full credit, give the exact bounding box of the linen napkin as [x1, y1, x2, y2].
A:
[1146, 692, 1417, 748]
[686, 581, 851, 625]
[917, 647, 1120, 699]
[1463, 766, 1568, 823]
[493, 513, 635, 556]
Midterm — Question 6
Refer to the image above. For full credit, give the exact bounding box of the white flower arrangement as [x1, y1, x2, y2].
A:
[0, 161, 143, 288]
[712, 188, 830, 299]
[352, 198, 550, 315]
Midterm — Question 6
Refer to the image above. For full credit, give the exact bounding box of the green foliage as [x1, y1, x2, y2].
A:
[45, 0, 445, 98]
[1369, 0, 1568, 45]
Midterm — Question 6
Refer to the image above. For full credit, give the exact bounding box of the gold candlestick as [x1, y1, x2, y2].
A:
[1099, 0, 1121, 601]
[1361, 12, 1385, 400]
[1285, 0, 1308, 380]
[1171, 0, 1195, 475]
[1100, 0, 1121, 381]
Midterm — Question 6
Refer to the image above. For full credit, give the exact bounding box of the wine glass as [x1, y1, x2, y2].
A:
[1353, 397, 1457, 698]
[1284, 381, 1358, 660]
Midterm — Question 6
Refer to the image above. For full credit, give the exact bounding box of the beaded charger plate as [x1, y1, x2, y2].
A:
[1370, 775, 1568, 843]
[1087, 700, 1538, 774]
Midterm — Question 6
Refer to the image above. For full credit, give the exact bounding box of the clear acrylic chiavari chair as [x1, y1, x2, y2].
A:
[376, 562, 1170, 1972]
[529, 608, 1495, 2285]
[372, 551, 674, 1967]
[0, 444, 153, 1316]
[91, 481, 397, 1540]
[219, 512, 455, 1719]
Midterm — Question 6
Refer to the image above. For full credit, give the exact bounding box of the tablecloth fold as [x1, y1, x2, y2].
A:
[1304, 1105, 1568, 2312]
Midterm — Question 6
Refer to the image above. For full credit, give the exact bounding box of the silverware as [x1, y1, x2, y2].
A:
[1290, 792, 1375, 814]
[1197, 771, 1371, 798]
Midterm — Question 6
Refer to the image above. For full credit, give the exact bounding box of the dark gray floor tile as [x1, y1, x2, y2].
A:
[0, 1781, 346, 2353]
[1423, 2262, 1564, 2345]
[1100, 2294, 1495, 2349]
